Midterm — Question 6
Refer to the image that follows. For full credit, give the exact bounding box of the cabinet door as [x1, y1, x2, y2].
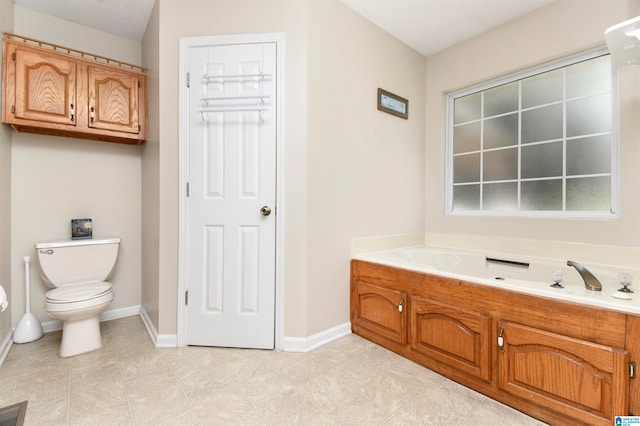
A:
[352, 280, 407, 345]
[14, 47, 76, 126]
[411, 296, 491, 381]
[498, 321, 629, 425]
[87, 65, 140, 134]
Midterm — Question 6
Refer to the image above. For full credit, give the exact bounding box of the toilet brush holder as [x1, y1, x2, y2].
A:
[13, 256, 43, 344]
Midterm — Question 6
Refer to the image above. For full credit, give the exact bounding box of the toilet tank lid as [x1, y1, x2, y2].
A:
[36, 237, 121, 249]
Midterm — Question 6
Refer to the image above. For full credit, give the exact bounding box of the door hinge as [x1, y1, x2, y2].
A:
[186, 182, 190, 197]
[138, 79, 141, 88]
[11, 105, 15, 114]
[631, 362, 636, 379]
[138, 124, 141, 132]
[186, 72, 190, 88]
[11, 52, 15, 61]
[185, 290, 188, 305]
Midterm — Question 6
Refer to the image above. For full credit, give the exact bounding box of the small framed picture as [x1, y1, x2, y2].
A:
[377, 88, 408, 119]
[71, 219, 92, 240]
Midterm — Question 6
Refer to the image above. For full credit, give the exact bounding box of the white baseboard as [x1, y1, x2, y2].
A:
[30, 306, 348, 354]
[139, 306, 177, 348]
[282, 321, 352, 353]
[0, 329, 13, 367]
[36, 304, 177, 349]
[102, 305, 141, 322]
[41, 305, 141, 333]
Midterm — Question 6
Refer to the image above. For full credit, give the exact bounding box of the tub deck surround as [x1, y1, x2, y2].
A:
[352, 246, 640, 315]
[350, 246, 640, 425]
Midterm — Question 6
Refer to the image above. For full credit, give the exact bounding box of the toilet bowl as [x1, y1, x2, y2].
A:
[35, 237, 120, 357]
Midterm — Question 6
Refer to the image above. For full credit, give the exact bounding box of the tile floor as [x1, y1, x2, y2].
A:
[0, 315, 547, 425]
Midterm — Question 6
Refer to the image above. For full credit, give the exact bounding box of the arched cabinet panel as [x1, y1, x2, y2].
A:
[351, 279, 407, 345]
[411, 296, 491, 381]
[498, 321, 628, 425]
[88, 65, 140, 134]
[14, 47, 76, 125]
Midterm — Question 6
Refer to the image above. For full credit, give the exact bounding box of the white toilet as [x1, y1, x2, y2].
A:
[35, 237, 120, 357]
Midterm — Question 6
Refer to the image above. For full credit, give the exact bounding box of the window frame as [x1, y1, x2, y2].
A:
[445, 46, 619, 218]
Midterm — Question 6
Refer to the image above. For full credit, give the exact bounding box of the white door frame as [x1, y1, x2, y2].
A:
[177, 33, 285, 349]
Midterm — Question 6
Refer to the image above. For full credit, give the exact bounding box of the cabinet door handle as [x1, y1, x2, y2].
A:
[498, 326, 505, 354]
[398, 297, 404, 314]
[70, 103, 74, 122]
[90, 106, 95, 124]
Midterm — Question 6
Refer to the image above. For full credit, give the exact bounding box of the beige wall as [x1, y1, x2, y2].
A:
[141, 0, 161, 331]
[12, 0, 629, 343]
[10, 7, 143, 325]
[0, 0, 14, 343]
[425, 0, 640, 255]
[147, 0, 425, 338]
[306, 1, 426, 334]
[151, 0, 309, 336]
[13, 7, 140, 63]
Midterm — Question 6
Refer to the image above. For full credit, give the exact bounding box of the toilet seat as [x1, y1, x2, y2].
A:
[46, 282, 112, 303]
[45, 282, 114, 314]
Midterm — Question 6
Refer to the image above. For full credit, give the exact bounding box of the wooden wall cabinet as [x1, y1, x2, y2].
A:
[351, 260, 638, 426]
[2, 36, 146, 144]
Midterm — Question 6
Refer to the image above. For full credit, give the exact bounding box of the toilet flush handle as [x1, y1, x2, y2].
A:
[39, 249, 54, 255]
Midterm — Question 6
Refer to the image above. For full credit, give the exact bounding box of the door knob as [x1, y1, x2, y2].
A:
[260, 206, 272, 216]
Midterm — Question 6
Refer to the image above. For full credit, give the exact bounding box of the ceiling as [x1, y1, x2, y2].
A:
[14, 0, 156, 41]
[341, 0, 556, 56]
[14, 0, 556, 56]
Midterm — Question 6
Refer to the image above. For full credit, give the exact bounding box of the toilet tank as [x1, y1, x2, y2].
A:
[35, 238, 120, 288]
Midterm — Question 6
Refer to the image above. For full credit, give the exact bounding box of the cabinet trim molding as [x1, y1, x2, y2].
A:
[3, 32, 146, 73]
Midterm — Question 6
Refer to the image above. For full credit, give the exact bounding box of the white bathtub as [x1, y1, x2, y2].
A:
[352, 246, 640, 315]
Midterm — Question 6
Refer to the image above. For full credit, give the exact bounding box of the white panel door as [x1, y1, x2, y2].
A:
[186, 42, 276, 349]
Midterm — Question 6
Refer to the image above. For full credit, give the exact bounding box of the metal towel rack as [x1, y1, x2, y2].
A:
[199, 106, 269, 122]
[202, 72, 272, 80]
[201, 94, 270, 104]
[199, 72, 272, 121]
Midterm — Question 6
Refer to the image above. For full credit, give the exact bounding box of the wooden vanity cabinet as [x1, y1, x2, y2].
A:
[627, 315, 640, 416]
[351, 280, 408, 347]
[351, 259, 637, 426]
[498, 320, 628, 425]
[2, 38, 146, 144]
[411, 295, 492, 382]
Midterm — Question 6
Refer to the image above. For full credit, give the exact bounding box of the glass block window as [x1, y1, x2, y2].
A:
[447, 50, 617, 216]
